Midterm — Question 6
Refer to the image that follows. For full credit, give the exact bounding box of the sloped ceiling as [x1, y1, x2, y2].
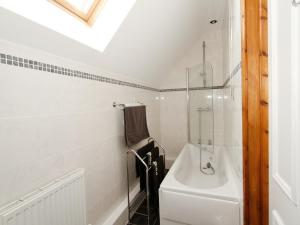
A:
[0, 0, 226, 87]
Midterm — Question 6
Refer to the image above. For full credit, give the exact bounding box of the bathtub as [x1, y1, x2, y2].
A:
[159, 143, 240, 225]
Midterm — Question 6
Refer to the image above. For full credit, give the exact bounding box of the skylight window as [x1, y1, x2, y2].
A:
[52, 0, 105, 25]
[1, 0, 136, 52]
[66, 0, 94, 13]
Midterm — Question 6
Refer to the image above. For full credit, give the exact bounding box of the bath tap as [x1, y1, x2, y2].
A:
[203, 162, 216, 175]
[205, 162, 212, 169]
[208, 139, 212, 145]
[199, 147, 215, 175]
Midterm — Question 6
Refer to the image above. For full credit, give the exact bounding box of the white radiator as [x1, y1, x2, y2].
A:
[0, 168, 86, 225]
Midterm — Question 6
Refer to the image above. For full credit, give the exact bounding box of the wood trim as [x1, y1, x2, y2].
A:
[242, 0, 269, 224]
[50, 0, 105, 26]
[86, 0, 107, 25]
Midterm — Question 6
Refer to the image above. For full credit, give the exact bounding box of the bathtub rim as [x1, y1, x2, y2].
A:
[160, 143, 241, 203]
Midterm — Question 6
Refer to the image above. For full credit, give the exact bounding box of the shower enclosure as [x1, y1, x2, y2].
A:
[186, 41, 215, 175]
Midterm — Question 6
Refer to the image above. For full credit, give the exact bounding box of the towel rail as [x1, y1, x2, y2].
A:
[127, 148, 151, 225]
[116, 101, 166, 225]
[148, 137, 166, 167]
[126, 137, 166, 225]
[113, 101, 144, 109]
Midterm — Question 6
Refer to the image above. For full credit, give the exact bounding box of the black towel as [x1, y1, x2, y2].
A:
[139, 155, 165, 195]
[150, 156, 166, 206]
[124, 106, 150, 147]
[138, 148, 160, 191]
[151, 147, 160, 160]
[157, 155, 166, 184]
[151, 161, 160, 206]
[135, 141, 155, 177]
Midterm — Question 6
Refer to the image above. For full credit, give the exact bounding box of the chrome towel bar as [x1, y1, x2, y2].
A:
[113, 101, 144, 109]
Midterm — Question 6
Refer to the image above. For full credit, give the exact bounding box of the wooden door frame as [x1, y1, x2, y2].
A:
[242, 0, 269, 225]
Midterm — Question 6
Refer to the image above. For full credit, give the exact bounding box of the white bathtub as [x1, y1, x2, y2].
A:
[159, 144, 240, 225]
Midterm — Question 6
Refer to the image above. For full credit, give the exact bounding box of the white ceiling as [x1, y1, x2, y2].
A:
[0, 0, 226, 87]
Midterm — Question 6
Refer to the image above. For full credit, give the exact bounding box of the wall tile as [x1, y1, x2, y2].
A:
[0, 42, 160, 225]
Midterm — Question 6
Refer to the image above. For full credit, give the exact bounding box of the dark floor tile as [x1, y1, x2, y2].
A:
[130, 213, 148, 224]
[136, 204, 157, 215]
[139, 199, 158, 210]
[128, 198, 159, 225]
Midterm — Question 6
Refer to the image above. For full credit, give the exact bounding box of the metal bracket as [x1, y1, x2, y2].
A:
[293, 0, 300, 7]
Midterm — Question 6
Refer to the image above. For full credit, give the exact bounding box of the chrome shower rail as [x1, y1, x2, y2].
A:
[186, 68, 191, 143]
[186, 41, 215, 176]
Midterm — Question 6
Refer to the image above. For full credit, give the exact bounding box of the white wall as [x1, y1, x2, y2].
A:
[222, 0, 243, 211]
[159, 91, 188, 161]
[0, 39, 160, 225]
[160, 29, 225, 89]
[159, 29, 225, 161]
[223, 0, 242, 186]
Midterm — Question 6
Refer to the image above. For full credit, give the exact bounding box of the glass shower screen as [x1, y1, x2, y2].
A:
[187, 61, 214, 148]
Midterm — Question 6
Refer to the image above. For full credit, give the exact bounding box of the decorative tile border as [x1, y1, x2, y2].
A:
[160, 61, 242, 92]
[0, 53, 160, 92]
[0, 52, 241, 93]
[159, 85, 224, 92]
[223, 62, 242, 87]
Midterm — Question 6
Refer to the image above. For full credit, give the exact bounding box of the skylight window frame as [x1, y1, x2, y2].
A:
[51, 0, 105, 26]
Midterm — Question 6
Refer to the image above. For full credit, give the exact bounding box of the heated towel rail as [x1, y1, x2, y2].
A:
[113, 102, 166, 225]
[126, 138, 165, 225]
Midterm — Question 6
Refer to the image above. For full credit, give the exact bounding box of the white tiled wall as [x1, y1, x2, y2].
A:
[223, 68, 243, 224]
[159, 89, 224, 164]
[188, 89, 224, 147]
[0, 40, 160, 225]
[220, 2, 243, 222]
[159, 91, 188, 162]
[223, 72, 242, 181]
[159, 29, 225, 162]
[223, 0, 243, 202]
